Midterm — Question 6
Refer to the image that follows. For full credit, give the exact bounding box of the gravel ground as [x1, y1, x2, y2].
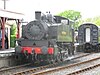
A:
[45, 58, 100, 75]
[35, 53, 100, 75]
[78, 66, 100, 75]
[0, 52, 88, 75]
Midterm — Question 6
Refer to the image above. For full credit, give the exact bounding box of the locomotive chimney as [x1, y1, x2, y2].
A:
[35, 11, 41, 20]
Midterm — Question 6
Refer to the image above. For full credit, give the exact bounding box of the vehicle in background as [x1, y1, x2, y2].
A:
[77, 23, 100, 52]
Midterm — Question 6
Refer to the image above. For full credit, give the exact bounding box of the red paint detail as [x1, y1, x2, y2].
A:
[34, 47, 42, 54]
[16, 33, 19, 39]
[22, 47, 32, 54]
[48, 47, 54, 54]
[1, 17, 6, 49]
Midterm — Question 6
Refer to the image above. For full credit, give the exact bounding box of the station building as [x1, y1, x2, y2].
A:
[0, 9, 24, 49]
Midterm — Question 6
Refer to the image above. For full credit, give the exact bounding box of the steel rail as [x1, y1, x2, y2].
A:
[13, 53, 91, 75]
[32, 56, 100, 75]
[66, 63, 100, 75]
[0, 63, 31, 75]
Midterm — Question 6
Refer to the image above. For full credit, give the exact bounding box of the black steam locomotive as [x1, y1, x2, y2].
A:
[77, 23, 100, 52]
[15, 11, 74, 63]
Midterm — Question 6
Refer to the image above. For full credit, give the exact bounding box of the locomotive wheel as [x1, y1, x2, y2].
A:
[48, 59, 54, 64]
[55, 54, 59, 62]
[56, 53, 62, 62]
[61, 52, 66, 61]
[52, 55, 58, 63]
[72, 46, 75, 55]
[47, 55, 55, 64]
[60, 53, 63, 61]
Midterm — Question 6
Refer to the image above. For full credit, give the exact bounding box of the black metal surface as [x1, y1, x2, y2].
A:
[22, 20, 48, 40]
[15, 11, 75, 63]
[78, 23, 98, 45]
[78, 23, 99, 52]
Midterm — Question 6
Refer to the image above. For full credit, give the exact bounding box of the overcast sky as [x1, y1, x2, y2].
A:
[0, 0, 100, 21]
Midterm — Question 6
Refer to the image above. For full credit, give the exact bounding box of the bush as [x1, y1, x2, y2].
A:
[10, 35, 16, 47]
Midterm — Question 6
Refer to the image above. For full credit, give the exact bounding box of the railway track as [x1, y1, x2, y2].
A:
[12, 53, 91, 75]
[0, 63, 32, 75]
[67, 63, 100, 75]
[0, 53, 92, 75]
[32, 54, 100, 75]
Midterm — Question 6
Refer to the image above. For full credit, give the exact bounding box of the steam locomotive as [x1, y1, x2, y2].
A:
[15, 11, 74, 63]
[77, 23, 100, 52]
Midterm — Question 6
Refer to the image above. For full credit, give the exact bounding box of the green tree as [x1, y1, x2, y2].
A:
[93, 16, 100, 26]
[57, 10, 82, 30]
[10, 24, 17, 35]
[58, 10, 81, 21]
[10, 24, 17, 47]
[81, 16, 100, 26]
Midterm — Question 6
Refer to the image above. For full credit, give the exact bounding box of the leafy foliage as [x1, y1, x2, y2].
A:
[58, 10, 82, 21]
[80, 16, 100, 26]
[10, 24, 17, 47]
[91, 17, 100, 26]
[57, 10, 82, 30]
[10, 24, 17, 35]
